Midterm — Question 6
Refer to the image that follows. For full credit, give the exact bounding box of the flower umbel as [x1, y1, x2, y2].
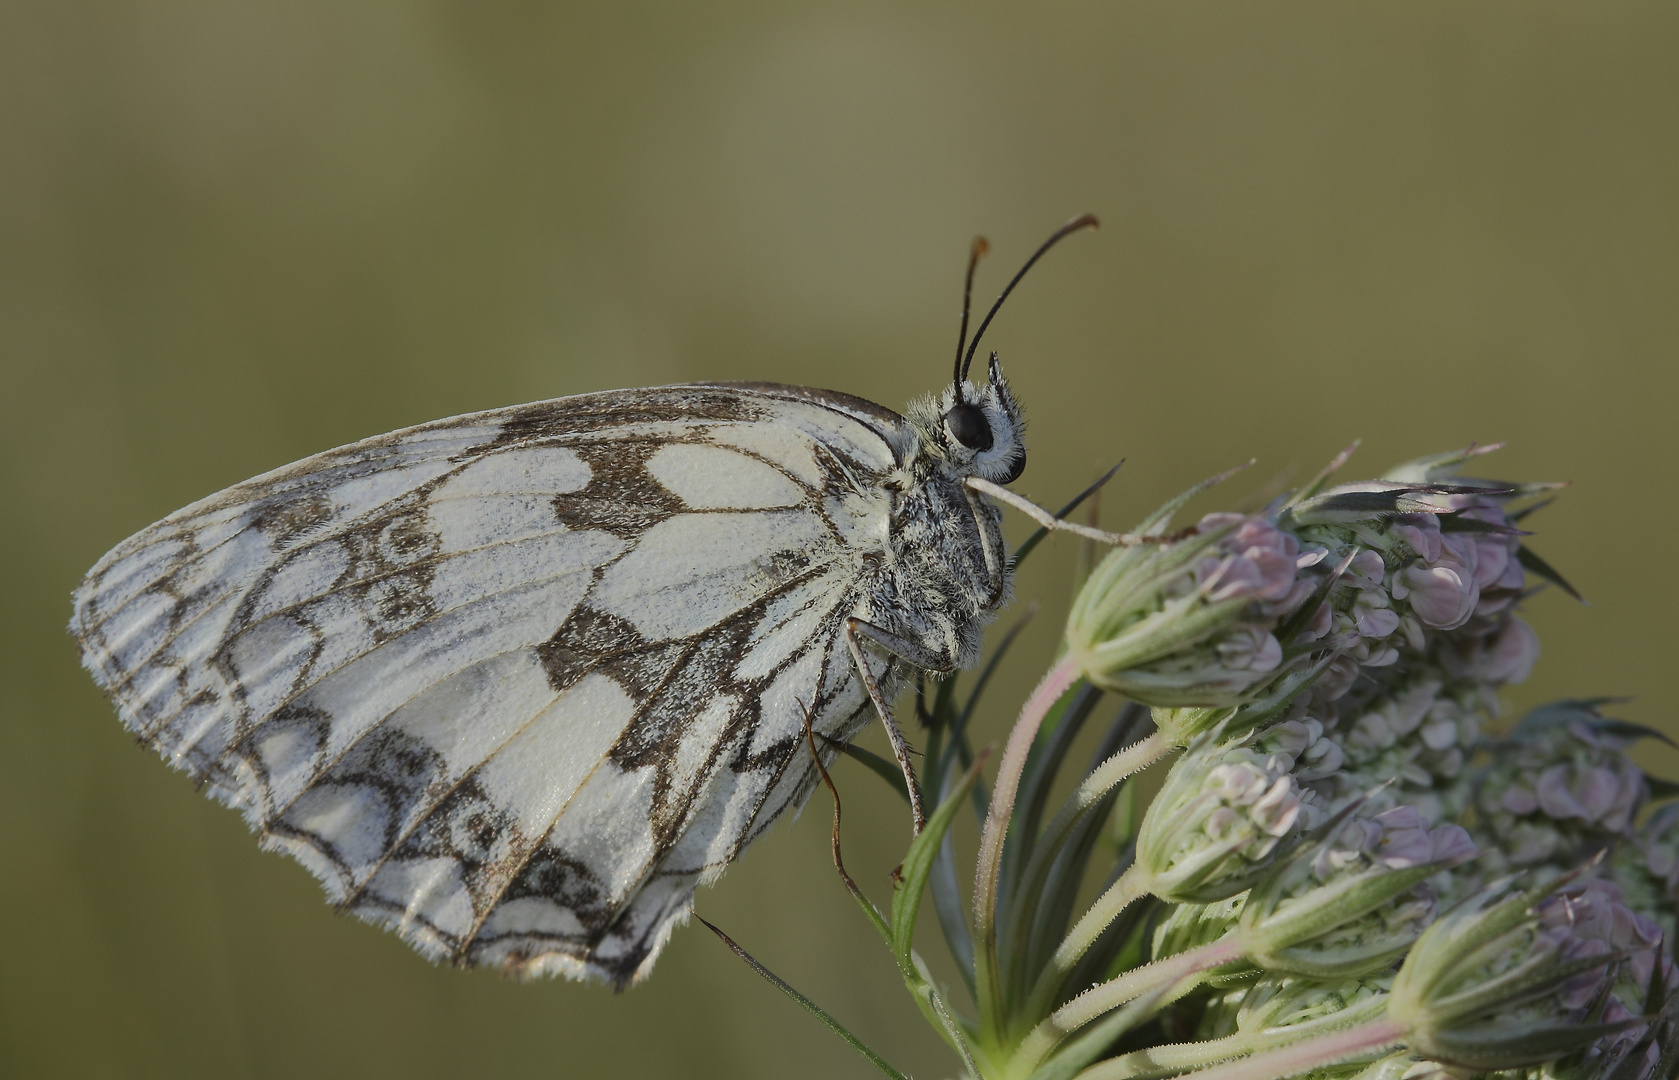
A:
[704, 443, 1675, 1080]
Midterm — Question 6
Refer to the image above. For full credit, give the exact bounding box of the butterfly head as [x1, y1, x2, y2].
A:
[922, 213, 1097, 488]
[935, 352, 1026, 484]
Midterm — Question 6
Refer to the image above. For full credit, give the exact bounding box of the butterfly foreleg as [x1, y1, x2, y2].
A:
[843, 617, 945, 834]
[963, 482, 1009, 607]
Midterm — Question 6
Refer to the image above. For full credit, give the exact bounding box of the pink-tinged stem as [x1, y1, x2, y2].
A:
[972, 655, 1083, 1033]
[1095, 1019, 1407, 1080]
[1052, 933, 1245, 1034]
[1013, 932, 1245, 1072]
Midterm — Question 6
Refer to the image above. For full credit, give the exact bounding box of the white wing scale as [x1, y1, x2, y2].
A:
[72, 386, 903, 985]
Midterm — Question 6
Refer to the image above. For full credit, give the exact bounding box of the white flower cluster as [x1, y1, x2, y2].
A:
[1066, 510, 1313, 708]
[1137, 737, 1319, 903]
[1473, 703, 1649, 874]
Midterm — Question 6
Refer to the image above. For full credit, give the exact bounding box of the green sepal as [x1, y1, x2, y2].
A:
[1284, 440, 1361, 509]
[1646, 775, 1679, 801]
[1415, 1018, 1639, 1072]
[1438, 513, 1529, 535]
[1590, 718, 1678, 750]
[1244, 860, 1450, 979]
[1278, 487, 1458, 528]
[1382, 443, 1504, 483]
[1518, 544, 1584, 602]
[1134, 462, 1254, 536]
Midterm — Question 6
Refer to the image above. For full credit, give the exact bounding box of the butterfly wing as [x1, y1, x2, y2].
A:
[72, 384, 905, 985]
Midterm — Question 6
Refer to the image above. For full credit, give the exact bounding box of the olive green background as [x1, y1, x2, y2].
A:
[3, 4, 1677, 1078]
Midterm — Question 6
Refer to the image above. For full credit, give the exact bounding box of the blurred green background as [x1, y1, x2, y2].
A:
[3, 3, 1677, 1078]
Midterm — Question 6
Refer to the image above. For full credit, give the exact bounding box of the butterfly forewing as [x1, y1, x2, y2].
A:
[72, 385, 907, 985]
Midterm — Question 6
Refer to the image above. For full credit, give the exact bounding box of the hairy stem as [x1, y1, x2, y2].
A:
[1076, 730, 1175, 809]
[1052, 934, 1245, 1035]
[974, 656, 1083, 1036]
[1084, 992, 1395, 1080]
[1081, 1019, 1407, 1080]
[1040, 862, 1152, 997]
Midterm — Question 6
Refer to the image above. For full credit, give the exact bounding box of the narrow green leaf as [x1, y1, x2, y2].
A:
[1000, 682, 1103, 922]
[893, 751, 991, 979]
[1023, 977, 1187, 1080]
[698, 916, 911, 1080]
[929, 766, 979, 997]
[1008, 703, 1149, 1016]
[1274, 549, 1355, 647]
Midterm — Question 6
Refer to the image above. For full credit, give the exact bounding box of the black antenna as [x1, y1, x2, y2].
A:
[960, 212, 1098, 383]
[952, 236, 989, 402]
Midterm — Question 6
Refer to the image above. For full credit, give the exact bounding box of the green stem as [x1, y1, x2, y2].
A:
[1079, 1030, 1252, 1080]
[1075, 730, 1175, 809]
[1083, 992, 1394, 1080]
[1082, 1018, 1407, 1080]
[1051, 934, 1246, 1034]
[1041, 862, 1152, 994]
[974, 656, 1084, 1037]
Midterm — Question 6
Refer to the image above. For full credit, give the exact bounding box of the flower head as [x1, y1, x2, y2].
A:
[1239, 803, 1475, 978]
[1066, 509, 1311, 708]
[1135, 733, 1318, 903]
[1388, 874, 1653, 1073]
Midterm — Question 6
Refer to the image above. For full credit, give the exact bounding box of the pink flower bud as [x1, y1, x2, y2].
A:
[1391, 514, 1443, 563]
[1427, 824, 1476, 864]
[1500, 784, 1539, 815]
[1439, 616, 1539, 685]
[1471, 535, 1512, 589]
[1419, 718, 1458, 751]
[1370, 806, 1435, 867]
[1311, 655, 1361, 704]
[1353, 589, 1401, 639]
[1216, 626, 1283, 674]
[1195, 514, 1301, 602]
[1395, 564, 1478, 629]
[1298, 599, 1333, 642]
[1345, 549, 1387, 590]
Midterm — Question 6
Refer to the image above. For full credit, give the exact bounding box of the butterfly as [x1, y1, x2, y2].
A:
[70, 214, 1098, 987]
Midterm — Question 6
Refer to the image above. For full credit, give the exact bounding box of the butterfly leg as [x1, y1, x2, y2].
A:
[844, 617, 951, 835]
[963, 482, 1009, 607]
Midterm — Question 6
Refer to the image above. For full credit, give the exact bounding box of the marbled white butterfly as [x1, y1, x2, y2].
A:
[70, 215, 1098, 987]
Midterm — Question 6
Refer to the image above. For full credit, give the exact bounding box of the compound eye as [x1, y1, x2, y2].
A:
[944, 403, 994, 451]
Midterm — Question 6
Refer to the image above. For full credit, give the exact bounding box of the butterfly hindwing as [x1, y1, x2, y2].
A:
[72, 385, 904, 984]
